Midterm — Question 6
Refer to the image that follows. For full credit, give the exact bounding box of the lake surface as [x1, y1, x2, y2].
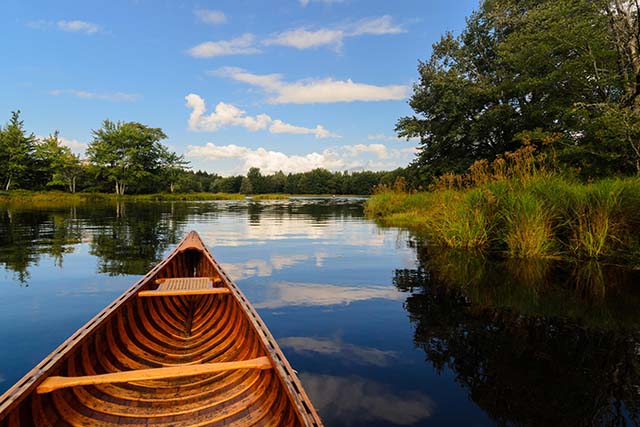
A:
[0, 198, 639, 426]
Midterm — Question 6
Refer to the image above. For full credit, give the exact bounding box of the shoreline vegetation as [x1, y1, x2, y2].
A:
[366, 146, 640, 264]
[0, 191, 245, 205]
[0, 191, 366, 205]
[364, 0, 640, 269]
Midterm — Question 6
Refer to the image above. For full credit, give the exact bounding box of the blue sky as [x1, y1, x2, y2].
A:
[2, 0, 478, 175]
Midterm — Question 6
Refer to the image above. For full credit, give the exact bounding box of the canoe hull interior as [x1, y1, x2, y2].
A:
[0, 232, 322, 427]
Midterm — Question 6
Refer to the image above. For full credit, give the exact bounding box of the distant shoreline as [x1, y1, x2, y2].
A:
[0, 190, 367, 205]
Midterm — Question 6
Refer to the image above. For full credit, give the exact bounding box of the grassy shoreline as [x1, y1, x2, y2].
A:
[366, 176, 640, 263]
[0, 190, 246, 205]
[0, 190, 365, 205]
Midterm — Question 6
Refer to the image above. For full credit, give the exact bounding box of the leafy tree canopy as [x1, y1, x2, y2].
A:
[398, 0, 640, 182]
[0, 111, 36, 190]
[87, 120, 168, 195]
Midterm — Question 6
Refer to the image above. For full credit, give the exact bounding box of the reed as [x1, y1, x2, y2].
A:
[500, 192, 554, 258]
[366, 168, 640, 262]
[424, 189, 496, 249]
[568, 180, 623, 258]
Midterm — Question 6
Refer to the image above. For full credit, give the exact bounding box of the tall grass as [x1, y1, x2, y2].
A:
[501, 192, 553, 258]
[0, 190, 245, 205]
[250, 194, 290, 200]
[366, 146, 640, 262]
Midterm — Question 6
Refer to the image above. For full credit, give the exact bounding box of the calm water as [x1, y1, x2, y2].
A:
[0, 198, 639, 426]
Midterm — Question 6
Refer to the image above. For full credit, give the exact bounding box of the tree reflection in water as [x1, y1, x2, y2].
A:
[0, 198, 364, 283]
[394, 242, 640, 426]
[0, 202, 189, 282]
[89, 202, 187, 275]
[0, 206, 83, 284]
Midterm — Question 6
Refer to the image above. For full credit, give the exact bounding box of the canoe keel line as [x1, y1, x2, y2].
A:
[0, 231, 324, 426]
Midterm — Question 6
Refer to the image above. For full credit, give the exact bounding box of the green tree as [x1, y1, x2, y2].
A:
[246, 167, 264, 193]
[271, 171, 288, 193]
[398, 0, 640, 181]
[32, 131, 84, 192]
[0, 111, 36, 190]
[305, 168, 334, 194]
[50, 143, 84, 193]
[160, 150, 190, 193]
[33, 131, 65, 189]
[239, 177, 253, 194]
[87, 120, 167, 195]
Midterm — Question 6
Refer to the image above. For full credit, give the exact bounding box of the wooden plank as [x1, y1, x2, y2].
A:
[155, 277, 213, 289]
[138, 288, 231, 297]
[36, 357, 271, 394]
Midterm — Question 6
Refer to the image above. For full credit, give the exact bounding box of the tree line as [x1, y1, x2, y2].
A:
[398, 0, 640, 185]
[0, 111, 405, 195]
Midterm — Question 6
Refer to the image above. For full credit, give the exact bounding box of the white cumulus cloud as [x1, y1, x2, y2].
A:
[344, 143, 389, 159]
[264, 15, 404, 50]
[187, 33, 260, 58]
[194, 9, 227, 24]
[185, 141, 415, 174]
[349, 15, 405, 36]
[185, 93, 339, 138]
[60, 136, 88, 152]
[264, 28, 344, 50]
[186, 143, 345, 174]
[269, 120, 339, 138]
[214, 67, 409, 104]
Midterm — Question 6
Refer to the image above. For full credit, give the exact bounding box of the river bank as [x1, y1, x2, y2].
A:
[366, 175, 640, 263]
[0, 190, 245, 206]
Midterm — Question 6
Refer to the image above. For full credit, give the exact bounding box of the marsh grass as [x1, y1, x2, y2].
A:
[500, 192, 554, 258]
[250, 194, 290, 200]
[0, 190, 245, 205]
[366, 146, 640, 262]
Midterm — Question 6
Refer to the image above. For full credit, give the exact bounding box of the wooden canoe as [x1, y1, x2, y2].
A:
[0, 231, 324, 427]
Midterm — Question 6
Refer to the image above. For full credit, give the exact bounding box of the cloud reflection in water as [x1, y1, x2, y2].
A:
[253, 281, 403, 309]
[280, 336, 398, 367]
[300, 373, 434, 426]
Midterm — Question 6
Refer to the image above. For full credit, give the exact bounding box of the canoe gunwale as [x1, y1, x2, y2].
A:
[0, 242, 172, 421]
[0, 230, 324, 426]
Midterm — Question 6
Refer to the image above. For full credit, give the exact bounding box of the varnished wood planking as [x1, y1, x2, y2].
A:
[38, 357, 272, 394]
[0, 231, 323, 427]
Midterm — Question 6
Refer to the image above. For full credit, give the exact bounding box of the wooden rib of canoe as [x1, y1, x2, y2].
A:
[0, 231, 324, 427]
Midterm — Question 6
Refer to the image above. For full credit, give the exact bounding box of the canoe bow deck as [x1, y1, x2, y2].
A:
[0, 231, 323, 427]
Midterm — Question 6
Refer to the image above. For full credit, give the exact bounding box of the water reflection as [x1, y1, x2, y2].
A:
[0, 206, 82, 284]
[253, 281, 404, 309]
[0, 203, 188, 281]
[3, 198, 640, 426]
[280, 336, 399, 367]
[301, 373, 434, 426]
[221, 254, 312, 281]
[395, 242, 640, 426]
[0, 198, 369, 284]
[88, 204, 187, 275]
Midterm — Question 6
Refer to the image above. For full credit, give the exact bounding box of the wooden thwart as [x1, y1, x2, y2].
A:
[138, 277, 228, 297]
[36, 357, 272, 394]
[138, 288, 230, 297]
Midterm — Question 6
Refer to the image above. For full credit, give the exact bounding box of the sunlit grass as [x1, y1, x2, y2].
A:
[367, 176, 640, 262]
[250, 194, 290, 200]
[0, 190, 245, 205]
[500, 192, 554, 258]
